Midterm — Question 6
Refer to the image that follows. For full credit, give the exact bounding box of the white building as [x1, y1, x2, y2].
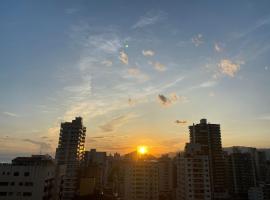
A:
[0, 155, 57, 200]
[124, 158, 159, 200]
[177, 143, 211, 200]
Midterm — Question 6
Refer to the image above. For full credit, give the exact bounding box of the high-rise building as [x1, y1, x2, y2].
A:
[177, 143, 211, 200]
[124, 160, 159, 200]
[55, 117, 86, 200]
[189, 119, 228, 199]
[0, 155, 57, 200]
[158, 154, 174, 200]
[225, 148, 256, 199]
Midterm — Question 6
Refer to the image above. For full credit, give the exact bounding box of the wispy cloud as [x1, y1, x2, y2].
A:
[101, 60, 113, 67]
[142, 50, 155, 56]
[132, 10, 167, 29]
[125, 68, 149, 82]
[65, 8, 79, 15]
[214, 42, 223, 52]
[191, 34, 204, 47]
[149, 61, 166, 71]
[218, 59, 243, 77]
[99, 113, 137, 132]
[23, 139, 51, 153]
[2, 112, 19, 117]
[119, 51, 129, 65]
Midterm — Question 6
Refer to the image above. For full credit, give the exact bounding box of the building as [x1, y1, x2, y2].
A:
[0, 155, 57, 200]
[123, 153, 159, 200]
[84, 149, 107, 166]
[158, 154, 174, 200]
[248, 184, 270, 200]
[55, 117, 86, 200]
[189, 119, 228, 199]
[177, 143, 211, 200]
[225, 148, 256, 199]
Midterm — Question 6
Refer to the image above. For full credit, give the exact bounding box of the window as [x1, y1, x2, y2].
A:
[0, 182, 8, 186]
[24, 172, 30, 177]
[13, 172, 19, 176]
[0, 192, 7, 196]
[23, 192, 32, 197]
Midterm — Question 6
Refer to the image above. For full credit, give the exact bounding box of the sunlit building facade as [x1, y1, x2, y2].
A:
[55, 117, 86, 200]
[124, 159, 159, 200]
[177, 143, 211, 200]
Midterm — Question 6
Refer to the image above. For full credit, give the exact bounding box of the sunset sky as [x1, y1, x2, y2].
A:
[0, 0, 270, 161]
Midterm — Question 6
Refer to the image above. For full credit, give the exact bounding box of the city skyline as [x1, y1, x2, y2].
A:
[1, 0, 270, 161]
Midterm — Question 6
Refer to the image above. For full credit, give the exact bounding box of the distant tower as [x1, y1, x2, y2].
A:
[189, 119, 229, 200]
[55, 117, 86, 200]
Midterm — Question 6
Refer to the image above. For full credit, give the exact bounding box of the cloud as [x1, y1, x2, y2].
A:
[119, 51, 129, 65]
[157, 93, 184, 106]
[150, 61, 166, 71]
[125, 68, 149, 82]
[218, 59, 242, 77]
[88, 34, 122, 54]
[23, 139, 51, 153]
[132, 11, 166, 29]
[214, 42, 223, 52]
[142, 50, 155, 56]
[191, 34, 204, 47]
[65, 8, 79, 14]
[257, 114, 270, 120]
[99, 113, 137, 132]
[199, 80, 217, 88]
[101, 60, 113, 67]
[2, 112, 19, 117]
[175, 120, 187, 124]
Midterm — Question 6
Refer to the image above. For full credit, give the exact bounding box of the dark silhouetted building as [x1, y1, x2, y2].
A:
[55, 117, 86, 200]
[189, 119, 229, 199]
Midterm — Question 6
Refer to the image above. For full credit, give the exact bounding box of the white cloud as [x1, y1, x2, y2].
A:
[142, 50, 155, 56]
[99, 113, 138, 132]
[199, 81, 217, 88]
[132, 11, 167, 29]
[88, 34, 122, 54]
[2, 112, 19, 117]
[218, 59, 242, 77]
[119, 51, 129, 65]
[191, 34, 204, 47]
[125, 68, 149, 82]
[101, 60, 113, 67]
[214, 42, 223, 52]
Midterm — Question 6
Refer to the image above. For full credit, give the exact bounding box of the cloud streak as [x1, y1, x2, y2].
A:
[132, 11, 167, 29]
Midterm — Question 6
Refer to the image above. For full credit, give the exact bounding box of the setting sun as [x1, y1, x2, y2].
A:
[137, 146, 148, 155]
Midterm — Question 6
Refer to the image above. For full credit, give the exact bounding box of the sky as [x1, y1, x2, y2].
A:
[0, 0, 270, 161]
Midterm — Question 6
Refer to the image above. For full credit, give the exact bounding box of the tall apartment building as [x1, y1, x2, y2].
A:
[55, 117, 86, 200]
[0, 155, 57, 200]
[158, 154, 174, 200]
[225, 148, 256, 199]
[189, 119, 228, 199]
[124, 158, 159, 200]
[177, 143, 211, 200]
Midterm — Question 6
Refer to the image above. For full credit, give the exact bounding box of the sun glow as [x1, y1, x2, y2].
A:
[137, 146, 148, 155]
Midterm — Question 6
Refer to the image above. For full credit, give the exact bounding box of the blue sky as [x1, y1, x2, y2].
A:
[0, 0, 270, 161]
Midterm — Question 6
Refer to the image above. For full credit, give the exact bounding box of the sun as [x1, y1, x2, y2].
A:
[137, 146, 148, 155]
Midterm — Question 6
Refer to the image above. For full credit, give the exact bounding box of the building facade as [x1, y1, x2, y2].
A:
[0, 155, 56, 200]
[177, 143, 211, 200]
[189, 119, 228, 199]
[55, 117, 86, 200]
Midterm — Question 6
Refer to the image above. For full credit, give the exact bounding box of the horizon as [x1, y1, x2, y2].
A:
[1, 0, 270, 162]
